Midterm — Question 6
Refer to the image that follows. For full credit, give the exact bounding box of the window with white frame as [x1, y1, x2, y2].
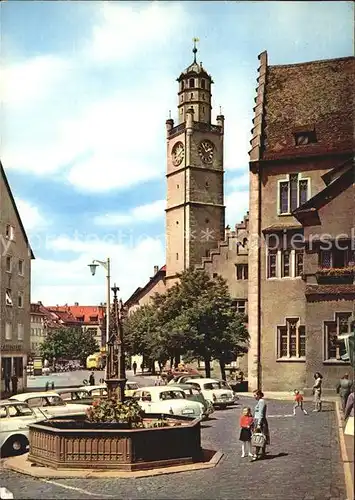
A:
[236, 264, 248, 280]
[5, 289, 13, 306]
[278, 174, 309, 214]
[6, 255, 12, 273]
[277, 318, 306, 359]
[18, 324, 24, 341]
[18, 259, 24, 276]
[295, 251, 304, 276]
[324, 312, 352, 361]
[5, 322, 12, 340]
[5, 224, 15, 240]
[18, 292, 24, 308]
[234, 300, 246, 314]
[267, 251, 277, 278]
[281, 250, 291, 277]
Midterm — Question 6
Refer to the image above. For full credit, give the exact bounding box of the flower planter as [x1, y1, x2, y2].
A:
[28, 414, 202, 471]
[316, 273, 354, 285]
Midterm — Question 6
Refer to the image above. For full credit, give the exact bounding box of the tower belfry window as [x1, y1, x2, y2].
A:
[201, 79, 205, 89]
[181, 81, 185, 90]
[189, 78, 195, 88]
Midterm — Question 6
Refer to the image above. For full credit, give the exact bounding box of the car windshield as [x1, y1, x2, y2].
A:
[45, 396, 65, 406]
[203, 382, 222, 390]
[7, 404, 34, 417]
[159, 390, 185, 401]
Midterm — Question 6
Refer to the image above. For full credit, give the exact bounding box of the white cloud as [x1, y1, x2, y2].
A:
[31, 235, 165, 305]
[1, 55, 70, 108]
[15, 198, 48, 231]
[87, 2, 187, 63]
[94, 199, 165, 226]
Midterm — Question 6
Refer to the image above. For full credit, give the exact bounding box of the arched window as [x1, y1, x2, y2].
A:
[181, 81, 185, 90]
[201, 79, 205, 89]
[189, 78, 195, 88]
[190, 93, 193, 100]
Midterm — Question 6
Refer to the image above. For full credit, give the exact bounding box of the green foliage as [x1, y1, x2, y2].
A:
[124, 268, 249, 375]
[86, 397, 145, 427]
[40, 327, 99, 364]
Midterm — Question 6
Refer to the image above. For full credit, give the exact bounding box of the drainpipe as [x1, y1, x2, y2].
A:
[257, 163, 262, 391]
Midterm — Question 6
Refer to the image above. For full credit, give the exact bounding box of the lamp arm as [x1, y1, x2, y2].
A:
[93, 259, 109, 271]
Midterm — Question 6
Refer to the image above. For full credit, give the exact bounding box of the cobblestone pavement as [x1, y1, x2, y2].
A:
[0, 398, 346, 500]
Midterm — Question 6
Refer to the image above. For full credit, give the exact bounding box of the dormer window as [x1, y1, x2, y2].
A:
[189, 78, 195, 88]
[294, 130, 317, 146]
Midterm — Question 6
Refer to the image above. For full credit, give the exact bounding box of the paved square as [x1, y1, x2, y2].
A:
[0, 397, 346, 499]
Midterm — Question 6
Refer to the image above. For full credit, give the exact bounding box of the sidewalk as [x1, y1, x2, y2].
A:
[235, 390, 338, 402]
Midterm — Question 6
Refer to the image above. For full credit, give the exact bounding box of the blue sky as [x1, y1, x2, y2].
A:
[1, 1, 353, 305]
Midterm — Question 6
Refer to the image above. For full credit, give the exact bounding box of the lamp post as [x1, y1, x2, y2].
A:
[88, 258, 110, 379]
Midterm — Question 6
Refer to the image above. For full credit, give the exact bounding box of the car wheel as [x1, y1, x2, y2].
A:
[5, 435, 29, 456]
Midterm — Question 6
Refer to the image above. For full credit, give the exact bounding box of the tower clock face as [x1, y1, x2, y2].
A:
[198, 140, 214, 164]
[172, 142, 185, 166]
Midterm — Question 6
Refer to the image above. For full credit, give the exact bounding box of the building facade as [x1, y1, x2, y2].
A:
[30, 303, 47, 355]
[0, 161, 34, 392]
[248, 53, 354, 392]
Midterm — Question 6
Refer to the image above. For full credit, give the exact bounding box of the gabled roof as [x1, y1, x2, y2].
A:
[293, 163, 354, 225]
[0, 161, 35, 259]
[125, 265, 166, 307]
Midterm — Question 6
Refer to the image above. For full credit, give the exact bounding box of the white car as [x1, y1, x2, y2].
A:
[0, 400, 45, 456]
[185, 378, 236, 409]
[9, 392, 90, 418]
[132, 386, 205, 419]
[168, 374, 204, 385]
[79, 385, 108, 398]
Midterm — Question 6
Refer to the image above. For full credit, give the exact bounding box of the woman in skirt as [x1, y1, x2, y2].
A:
[239, 407, 254, 457]
[251, 389, 270, 460]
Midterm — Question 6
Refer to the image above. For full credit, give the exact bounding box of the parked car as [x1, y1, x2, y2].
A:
[184, 378, 236, 409]
[78, 385, 108, 399]
[54, 388, 94, 405]
[168, 383, 214, 418]
[168, 374, 204, 385]
[125, 381, 140, 398]
[9, 392, 90, 417]
[0, 400, 45, 456]
[132, 386, 205, 419]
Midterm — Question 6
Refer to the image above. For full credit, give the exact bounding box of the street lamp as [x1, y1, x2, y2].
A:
[88, 258, 110, 378]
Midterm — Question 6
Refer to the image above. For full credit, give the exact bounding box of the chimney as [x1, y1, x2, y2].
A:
[154, 265, 159, 275]
[75, 302, 79, 306]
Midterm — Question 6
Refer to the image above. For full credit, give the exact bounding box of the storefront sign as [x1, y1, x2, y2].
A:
[1, 344, 23, 352]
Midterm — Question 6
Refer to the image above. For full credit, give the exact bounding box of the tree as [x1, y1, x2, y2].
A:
[154, 269, 249, 378]
[40, 328, 99, 365]
[124, 305, 170, 373]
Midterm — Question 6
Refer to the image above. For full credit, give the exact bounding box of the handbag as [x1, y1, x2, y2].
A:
[251, 431, 266, 447]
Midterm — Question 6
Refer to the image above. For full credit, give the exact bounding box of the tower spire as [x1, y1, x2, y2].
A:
[192, 37, 199, 63]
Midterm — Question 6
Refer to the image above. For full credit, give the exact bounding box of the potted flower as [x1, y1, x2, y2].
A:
[316, 266, 355, 284]
[86, 396, 145, 428]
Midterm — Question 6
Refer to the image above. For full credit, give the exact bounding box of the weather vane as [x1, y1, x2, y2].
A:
[192, 37, 199, 62]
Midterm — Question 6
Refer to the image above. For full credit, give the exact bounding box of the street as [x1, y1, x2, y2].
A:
[0, 386, 346, 500]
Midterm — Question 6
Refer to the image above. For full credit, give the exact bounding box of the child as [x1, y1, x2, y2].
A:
[239, 407, 254, 458]
[293, 389, 308, 415]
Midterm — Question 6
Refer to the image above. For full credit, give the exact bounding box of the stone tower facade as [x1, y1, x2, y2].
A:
[165, 45, 225, 284]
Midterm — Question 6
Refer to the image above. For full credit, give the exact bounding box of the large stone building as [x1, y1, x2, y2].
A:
[0, 161, 34, 392]
[126, 48, 354, 392]
[248, 52, 354, 392]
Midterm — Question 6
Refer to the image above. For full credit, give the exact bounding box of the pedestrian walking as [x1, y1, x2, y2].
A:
[89, 371, 95, 386]
[336, 374, 352, 412]
[132, 361, 137, 376]
[239, 407, 254, 458]
[4, 372, 11, 393]
[11, 373, 18, 395]
[312, 372, 323, 412]
[251, 389, 270, 461]
[154, 374, 164, 386]
[293, 390, 308, 415]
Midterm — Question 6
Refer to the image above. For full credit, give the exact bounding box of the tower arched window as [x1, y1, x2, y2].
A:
[189, 78, 195, 88]
[201, 79, 206, 89]
[181, 81, 185, 90]
[190, 93, 193, 100]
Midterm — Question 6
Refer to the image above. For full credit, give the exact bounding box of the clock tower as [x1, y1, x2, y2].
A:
[165, 41, 225, 284]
